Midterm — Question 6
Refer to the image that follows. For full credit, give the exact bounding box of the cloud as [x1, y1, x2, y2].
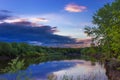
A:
[0, 13, 12, 21]
[34, 13, 75, 27]
[2, 17, 49, 28]
[30, 18, 48, 22]
[0, 10, 12, 13]
[0, 9, 16, 23]
[3, 17, 48, 24]
[2, 17, 39, 26]
[64, 3, 87, 12]
[2, 18, 41, 27]
[0, 22, 76, 46]
[12, 20, 38, 26]
[0, 10, 88, 47]
[0, 10, 48, 25]
[4, 18, 27, 23]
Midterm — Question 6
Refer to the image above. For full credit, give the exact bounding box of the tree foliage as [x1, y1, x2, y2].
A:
[0, 42, 82, 58]
[84, 0, 120, 59]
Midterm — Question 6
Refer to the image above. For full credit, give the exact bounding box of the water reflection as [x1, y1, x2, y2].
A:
[0, 60, 107, 80]
[50, 60, 107, 80]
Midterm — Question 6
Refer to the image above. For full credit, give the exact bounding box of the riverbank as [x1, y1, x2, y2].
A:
[105, 59, 120, 80]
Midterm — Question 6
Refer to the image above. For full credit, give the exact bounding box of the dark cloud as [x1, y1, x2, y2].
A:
[13, 21, 35, 26]
[0, 10, 13, 21]
[0, 22, 76, 46]
[0, 14, 12, 21]
[0, 10, 12, 13]
[0, 9, 84, 47]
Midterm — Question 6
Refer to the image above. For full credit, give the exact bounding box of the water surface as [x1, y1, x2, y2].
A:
[0, 60, 107, 80]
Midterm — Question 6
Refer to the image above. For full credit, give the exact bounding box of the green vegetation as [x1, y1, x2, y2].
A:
[0, 42, 84, 73]
[1, 57, 25, 73]
[0, 42, 98, 75]
[0, 42, 82, 59]
[84, 0, 120, 60]
[84, 0, 120, 79]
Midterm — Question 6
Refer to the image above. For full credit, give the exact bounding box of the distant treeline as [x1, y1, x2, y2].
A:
[0, 42, 99, 59]
[0, 42, 89, 59]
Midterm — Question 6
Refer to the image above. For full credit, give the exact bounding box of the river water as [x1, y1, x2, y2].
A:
[0, 59, 108, 80]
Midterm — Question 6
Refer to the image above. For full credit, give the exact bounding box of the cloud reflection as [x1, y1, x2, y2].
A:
[51, 60, 107, 80]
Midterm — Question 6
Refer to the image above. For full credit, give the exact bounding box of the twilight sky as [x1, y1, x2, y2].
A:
[0, 0, 114, 47]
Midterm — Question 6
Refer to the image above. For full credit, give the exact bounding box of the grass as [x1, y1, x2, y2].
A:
[1, 57, 25, 73]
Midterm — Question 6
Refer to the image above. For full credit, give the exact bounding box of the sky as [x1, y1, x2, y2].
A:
[0, 0, 114, 47]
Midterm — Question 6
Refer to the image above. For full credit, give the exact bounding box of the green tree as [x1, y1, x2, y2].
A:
[84, 0, 120, 59]
[0, 42, 13, 57]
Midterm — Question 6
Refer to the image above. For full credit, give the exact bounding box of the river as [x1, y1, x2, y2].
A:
[0, 59, 107, 80]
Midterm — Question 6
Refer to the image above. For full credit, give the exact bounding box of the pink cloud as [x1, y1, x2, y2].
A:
[30, 18, 48, 22]
[2, 17, 49, 26]
[4, 17, 48, 23]
[4, 18, 27, 23]
[65, 3, 87, 12]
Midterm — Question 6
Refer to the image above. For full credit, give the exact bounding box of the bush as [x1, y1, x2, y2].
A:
[1, 57, 25, 73]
